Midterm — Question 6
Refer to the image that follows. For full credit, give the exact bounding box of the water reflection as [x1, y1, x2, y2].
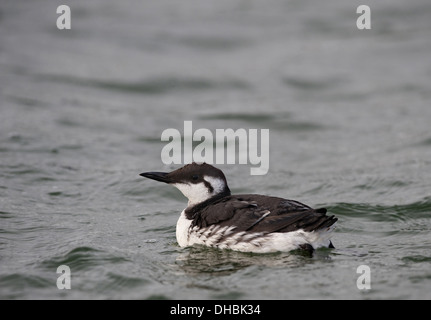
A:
[175, 245, 332, 276]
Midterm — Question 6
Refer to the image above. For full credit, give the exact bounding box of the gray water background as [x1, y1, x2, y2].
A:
[1, 0, 431, 299]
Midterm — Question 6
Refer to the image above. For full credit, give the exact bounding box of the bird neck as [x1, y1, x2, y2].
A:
[184, 188, 231, 220]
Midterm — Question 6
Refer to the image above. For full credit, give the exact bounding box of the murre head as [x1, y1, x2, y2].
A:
[140, 163, 231, 207]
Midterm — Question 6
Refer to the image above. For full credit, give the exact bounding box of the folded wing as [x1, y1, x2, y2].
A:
[191, 194, 337, 234]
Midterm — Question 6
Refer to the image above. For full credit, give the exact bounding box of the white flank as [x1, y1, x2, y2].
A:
[176, 210, 193, 247]
[175, 210, 336, 253]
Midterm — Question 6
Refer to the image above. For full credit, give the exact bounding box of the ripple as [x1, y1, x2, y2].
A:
[200, 112, 282, 123]
[145, 294, 170, 300]
[6, 95, 45, 108]
[38, 74, 250, 95]
[94, 272, 151, 293]
[402, 255, 431, 263]
[353, 178, 411, 191]
[417, 136, 431, 146]
[199, 112, 325, 131]
[328, 198, 431, 246]
[282, 76, 341, 91]
[0, 273, 52, 299]
[0, 273, 51, 288]
[328, 202, 400, 221]
[40, 246, 130, 272]
[135, 136, 164, 144]
[179, 35, 249, 51]
[328, 199, 431, 222]
[0, 211, 13, 219]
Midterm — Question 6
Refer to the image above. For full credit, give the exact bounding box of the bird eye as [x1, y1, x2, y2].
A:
[192, 175, 199, 181]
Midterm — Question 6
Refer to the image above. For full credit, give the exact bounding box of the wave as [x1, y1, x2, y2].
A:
[37, 74, 250, 95]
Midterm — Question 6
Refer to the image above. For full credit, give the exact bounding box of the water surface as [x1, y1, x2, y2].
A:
[1, 0, 431, 299]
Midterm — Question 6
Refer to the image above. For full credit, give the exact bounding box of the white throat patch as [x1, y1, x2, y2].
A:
[173, 175, 226, 207]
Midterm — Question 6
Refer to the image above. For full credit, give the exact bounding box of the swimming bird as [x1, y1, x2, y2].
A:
[140, 162, 337, 253]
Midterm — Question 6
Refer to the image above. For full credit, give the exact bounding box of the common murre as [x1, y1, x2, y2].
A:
[140, 162, 337, 253]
